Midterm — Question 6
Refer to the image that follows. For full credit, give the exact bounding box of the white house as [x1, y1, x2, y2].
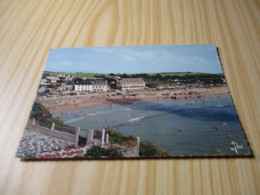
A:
[46, 76, 57, 83]
[40, 78, 49, 85]
[117, 78, 145, 91]
[74, 80, 108, 92]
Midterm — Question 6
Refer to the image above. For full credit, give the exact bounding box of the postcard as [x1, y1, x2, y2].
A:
[16, 44, 252, 159]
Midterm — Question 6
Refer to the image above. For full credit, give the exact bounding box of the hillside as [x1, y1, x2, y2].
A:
[44, 71, 224, 79]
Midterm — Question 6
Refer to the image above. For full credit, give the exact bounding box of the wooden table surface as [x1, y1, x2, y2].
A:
[0, 0, 259, 194]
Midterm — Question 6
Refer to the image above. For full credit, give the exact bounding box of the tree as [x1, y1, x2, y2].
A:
[30, 101, 52, 121]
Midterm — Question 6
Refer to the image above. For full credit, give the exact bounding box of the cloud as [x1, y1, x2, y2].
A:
[46, 60, 73, 71]
[191, 56, 207, 66]
[128, 49, 154, 59]
[62, 61, 72, 66]
[119, 54, 135, 62]
[78, 62, 86, 66]
[159, 50, 171, 58]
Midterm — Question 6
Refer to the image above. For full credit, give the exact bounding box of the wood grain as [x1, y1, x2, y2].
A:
[0, 0, 259, 194]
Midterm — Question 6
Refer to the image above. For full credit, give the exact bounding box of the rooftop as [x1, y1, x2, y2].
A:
[75, 80, 107, 85]
[121, 78, 145, 83]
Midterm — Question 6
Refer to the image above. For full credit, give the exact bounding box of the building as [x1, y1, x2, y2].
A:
[62, 81, 74, 91]
[40, 78, 49, 85]
[74, 80, 108, 92]
[74, 81, 92, 92]
[92, 80, 109, 92]
[46, 76, 58, 83]
[117, 78, 145, 91]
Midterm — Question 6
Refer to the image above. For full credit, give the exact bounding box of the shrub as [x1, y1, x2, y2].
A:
[78, 135, 87, 146]
[30, 101, 75, 134]
[86, 146, 123, 158]
[93, 130, 102, 139]
[40, 117, 75, 134]
[93, 128, 137, 147]
[30, 101, 52, 121]
[42, 117, 64, 125]
[139, 141, 169, 157]
[105, 128, 137, 147]
[106, 129, 128, 144]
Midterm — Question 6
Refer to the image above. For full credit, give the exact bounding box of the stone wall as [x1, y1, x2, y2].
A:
[27, 124, 51, 136]
[26, 119, 80, 146]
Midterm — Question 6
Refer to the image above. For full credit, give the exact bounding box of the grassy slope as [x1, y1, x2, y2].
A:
[147, 72, 224, 76]
[44, 71, 104, 79]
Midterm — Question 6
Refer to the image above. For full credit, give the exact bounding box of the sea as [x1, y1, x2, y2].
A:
[54, 96, 251, 157]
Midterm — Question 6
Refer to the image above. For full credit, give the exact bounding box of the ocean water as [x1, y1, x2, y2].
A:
[54, 96, 251, 156]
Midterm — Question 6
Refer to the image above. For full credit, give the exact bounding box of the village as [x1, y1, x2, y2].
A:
[38, 72, 226, 98]
[36, 72, 229, 114]
[38, 72, 148, 97]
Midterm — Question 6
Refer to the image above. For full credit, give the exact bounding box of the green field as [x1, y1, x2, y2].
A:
[44, 71, 224, 78]
[147, 72, 224, 77]
[43, 71, 105, 79]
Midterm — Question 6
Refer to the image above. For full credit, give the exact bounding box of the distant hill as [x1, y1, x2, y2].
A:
[43, 71, 105, 79]
[44, 71, 224, 78]
[43, 71, 225, 85]
[147, 72, 224, 77]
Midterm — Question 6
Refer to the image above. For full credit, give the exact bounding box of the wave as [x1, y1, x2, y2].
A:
[88, 110, 112, 116]
[65, 117, 83, 124]
[128, 116, 145, 122]
[122, 108, 132, 111]
[86, 107, 132, 116]
[116, 113, 163, 127]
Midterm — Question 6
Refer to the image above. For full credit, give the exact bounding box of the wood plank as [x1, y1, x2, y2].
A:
[0, 0, 259, 194]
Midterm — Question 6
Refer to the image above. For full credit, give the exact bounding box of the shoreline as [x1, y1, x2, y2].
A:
[39, 85, 230, 114]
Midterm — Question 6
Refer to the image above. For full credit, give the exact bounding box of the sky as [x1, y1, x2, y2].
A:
[44, 44, 223, 74]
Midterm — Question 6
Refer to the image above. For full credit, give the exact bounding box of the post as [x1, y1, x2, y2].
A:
[74, 127, 80, 146]
[32, 118, 35, 125]
[137, 137, 140, 156]
[101, 129, 105, 147]
[87, 130, 94, 144]
[51, 122, 55, 130]
[105, 133, 109, 144]
[35, 144, 41, 158]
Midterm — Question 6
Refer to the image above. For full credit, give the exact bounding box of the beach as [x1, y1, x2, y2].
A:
[39, 85, 230, 114]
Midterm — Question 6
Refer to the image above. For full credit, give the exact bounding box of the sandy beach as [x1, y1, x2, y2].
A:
[39, 85, 230, 114]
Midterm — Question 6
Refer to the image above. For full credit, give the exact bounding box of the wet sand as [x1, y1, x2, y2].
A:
[39, 85, 230, 114]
